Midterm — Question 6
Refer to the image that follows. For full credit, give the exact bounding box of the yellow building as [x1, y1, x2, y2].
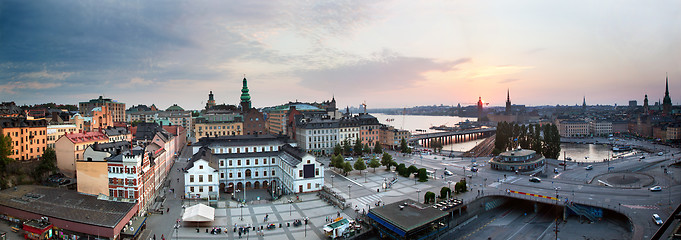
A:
[0, 117, 47, 161]
[194, 121, 243, 138]
[55, 132, 109, 178]
[47, 124, 78, 149]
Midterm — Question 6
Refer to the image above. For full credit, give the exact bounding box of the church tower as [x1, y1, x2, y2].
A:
[582, 96, 587, 111]
[240, 76, 252, 110]
[643, 94, 649, 114]
[505, 89, 512, 114]
[206, 91, 216, 109]
[663, 73, 672, 115]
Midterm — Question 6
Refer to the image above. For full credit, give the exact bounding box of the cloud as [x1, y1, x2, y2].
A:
[116, 77, 155, 89]
[298, 51, 470, 93]
[498, 78, 520, 83]
[0, 81, 62, 94]
[14, 70, 73, 80]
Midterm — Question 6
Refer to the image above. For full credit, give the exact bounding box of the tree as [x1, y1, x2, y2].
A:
[440, 187, 451, 199]
[333, 144, 342, 156]
[33, 147, 57, 182]
[0, 134, 13, 172]
[362, 143, 371, 154]
[343, 139, 352, 155]
[331, 154, 343, 169]
[400, 138, 409, 153]
[354, 137, 362, 155]
[407, 165, 418, 176]
[397, 163, 407, 177]
[430, 139, 443, 153]
[417, 168, 428, 182]
[342, 161, 354, 176]
[390, 160, 398, 171]
[368, 157, 380, 172]
[354, 158, 367, 172]
[373, 142, 383, 154]
[424, 191, 436, 204]
[381, 153, 393, 169]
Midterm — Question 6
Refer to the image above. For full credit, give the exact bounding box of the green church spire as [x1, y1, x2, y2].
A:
[240, 76, 251, 109]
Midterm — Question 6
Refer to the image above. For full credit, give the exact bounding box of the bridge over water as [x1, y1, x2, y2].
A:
[409, 127, 496, 147]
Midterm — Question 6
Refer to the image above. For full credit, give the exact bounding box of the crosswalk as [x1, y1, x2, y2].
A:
[352, 194, 384, 209]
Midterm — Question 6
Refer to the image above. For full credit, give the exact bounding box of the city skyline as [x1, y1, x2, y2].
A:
[1, 0, 680, 109]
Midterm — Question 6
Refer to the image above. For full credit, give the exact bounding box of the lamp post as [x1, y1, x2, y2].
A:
[240, 204, 244, 220]
[555, 187, 559, 240]
[348, 185, 352, 199]
[447, 181, 452, 200]
[364, 170, 367, 183]
[235, 189, 241, 203]
[417, 189, 422, 203]
[331, 175, 335, 188]
[288, 198, 293, 216]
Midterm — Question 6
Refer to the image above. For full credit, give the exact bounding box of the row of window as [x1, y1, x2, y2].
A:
[219, 170, 276, 179]
[109, 188, 138, 199]
[189, 186, 214, 193]
[108, 166, 137, 174]
[213, 146, 279, 154]
[220, 158, 277, 167]
[189, 174, 214, 183]
[108, 178, 138, 186]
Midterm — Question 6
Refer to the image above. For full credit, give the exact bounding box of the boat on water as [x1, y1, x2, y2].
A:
[612, 145, 632, 152]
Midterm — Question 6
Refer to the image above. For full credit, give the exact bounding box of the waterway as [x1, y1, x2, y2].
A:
[372, 113, 484, 152]
[560, 143, 618, 163]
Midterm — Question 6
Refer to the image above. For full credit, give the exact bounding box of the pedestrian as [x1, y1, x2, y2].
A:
[153, 234, 156, 240]
[337, 211, 340, 218]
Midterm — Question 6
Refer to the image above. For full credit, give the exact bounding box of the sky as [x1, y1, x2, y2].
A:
[1, 0, 680, 110]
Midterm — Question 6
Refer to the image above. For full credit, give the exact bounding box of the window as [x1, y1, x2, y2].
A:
[255, 159, 258, 165]
[229, 173, 233, 178]
[316, 168, 319, 176]
[209, 186, 213, 192]
[208, 175, 213, 182]
[220, 160, 224, 167]
[190, 175, 194, 182]
[246, 159, 250, 165]
[264, 171, 267, 176]
[307, 183, 311, 189]
[255, 171, 258, 177]
[199, 175, 204, 182]
[221, 173, 224, 179]
[238, 172, 242, 178]
[271, 158, 275, 164]
[190, 186, 195, 192]
[237, 160, 241, 165]
[272, 170, 275, 176]
[229, 160, 233, 166]
[199, 186, 203, 192]
[299, 170, 303, 177]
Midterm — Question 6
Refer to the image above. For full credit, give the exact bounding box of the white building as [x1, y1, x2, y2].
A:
[557, 120, 589, 137]
[191, 135, 324, 199]
[184, 147, 219, 200]
[295, 118, 341, 155]
[589, 121, 612, 137]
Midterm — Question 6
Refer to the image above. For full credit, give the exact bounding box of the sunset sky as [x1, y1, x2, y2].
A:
[1, 0, 679, 110]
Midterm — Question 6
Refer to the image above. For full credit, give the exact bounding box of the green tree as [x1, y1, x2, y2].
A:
[331, 154, 343, 169]
[354, 137, 362, 155]
[333, 144, 342, 156]
[362, 143, 371, 154]
[373, 142, 383, 154]
[368, 157, 381, 172]
[397, 163, 407, 177]
[342, 161, 354, 176]
[33, 147, 57, 182]
[0, 134, 13, 172]
[418, 168, 428, 182]
[431, 139, 443, 153]
[381, 153, 393, 169]
[343, 139, 352, 155]
[440, 187, 451, 199]
[400, 138, 409, 153]
[354, 158, 367, 172]
[424, 191, 436, 204]
[390, 160, 398, 171]
[407, 165, 418, 176]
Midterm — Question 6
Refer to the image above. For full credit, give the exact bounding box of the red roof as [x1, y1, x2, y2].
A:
[65, 131, 108, 144]
[162, 125, 185, 136]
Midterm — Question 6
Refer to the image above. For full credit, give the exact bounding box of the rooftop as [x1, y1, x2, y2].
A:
[0, 185, 136, 228]
[499, 149, 536, 157]
[64, 131, 108, 144]
[368, 199, 447, 237]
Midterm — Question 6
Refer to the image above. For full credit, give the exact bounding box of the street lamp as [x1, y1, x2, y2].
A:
[554, 187, 559, 240]
[364, 170, 367, 183]
[447, 181, 452, 200]
[417, 189, 422, 203]
[240, 204, 244, 220]
[235, 189, 241, 203]
[331, 175, 335, 188]
[288, 198, 293, 216]
[348, 185, 352, 199]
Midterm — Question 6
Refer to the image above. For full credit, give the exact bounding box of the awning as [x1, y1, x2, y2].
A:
[182, 203, 215, 222]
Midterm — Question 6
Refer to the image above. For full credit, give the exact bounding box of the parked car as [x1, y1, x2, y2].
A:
[344, 157, 353, 161]
[470, 167, 478, 172]
[553, 168, 559, 174]
[652, 214, 663, 225]
[585, 165, 593, 170]
[529, 177, 541, 183]
[649, 186, 662, 192]
[658, 152, 664, 156]
[640, 156, 645, 159]
[444, 170, 453, 176]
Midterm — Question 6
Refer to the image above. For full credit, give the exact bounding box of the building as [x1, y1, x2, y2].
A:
[184, 147, 219, 200]
[206, 91, 216, 109]
[557, 120, 589, 137]
[0, 185, 138, 239]
[295, 118, 340, 155]
[358, 114, 381, 149]
[0, 102, 23, 117]
[379, 126, 411, 150]
[104, 126, 132, 142]
[368, 199, 449, 239]
[79, 96, 126, 123]
[489, 149, 546, 174]
[46, 124, 78, 149]
[0, 117, 47, 161]
[193, 119, 243, 138]
[90, 106, 113, 132]
[667, 124, 681, 141]
[589, 121, 612, 137]
[55, 131, 109, 178]
[192, 135, 324, 198]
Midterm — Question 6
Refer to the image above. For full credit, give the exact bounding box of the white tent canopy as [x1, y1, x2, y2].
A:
[182, 203, 215, 222]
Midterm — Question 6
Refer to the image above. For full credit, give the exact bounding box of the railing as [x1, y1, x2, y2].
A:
[566, 203, 598, 222]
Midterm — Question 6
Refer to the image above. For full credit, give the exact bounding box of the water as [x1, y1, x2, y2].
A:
[560, 143, 616, 162]
[372, 113, 482, 152]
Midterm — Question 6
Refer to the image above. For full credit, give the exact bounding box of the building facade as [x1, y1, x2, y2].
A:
[79, 96, 126, 123]
[46, 124, 78, 149]
[489, 149, 545, 174]
[184, 147, 219, 200]
[55, 132, 109, 178]
[0, 117, 47, 161]
[557, 120, 589, 137]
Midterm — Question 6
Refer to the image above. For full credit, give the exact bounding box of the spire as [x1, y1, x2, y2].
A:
[240, 75, 251, 109]
[505, 89, 512, 114]
[663, 72, 672, 115]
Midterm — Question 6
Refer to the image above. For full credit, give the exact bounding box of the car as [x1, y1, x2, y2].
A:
[558, 162, 565, 166]
[649, 186, 662, 192]
[472, 163, 478, 167]
[529, 177, 541, 183]
[658, 152, 664, 156]
[652, 214, 663, 225]
[640, 156, 645, 159]
[470, 167, 478, 172]
[554, 168, 559, 174]
[444, 170, 453, 176]
[344, 157, 353, 161]
[585, 165, 593, 170]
